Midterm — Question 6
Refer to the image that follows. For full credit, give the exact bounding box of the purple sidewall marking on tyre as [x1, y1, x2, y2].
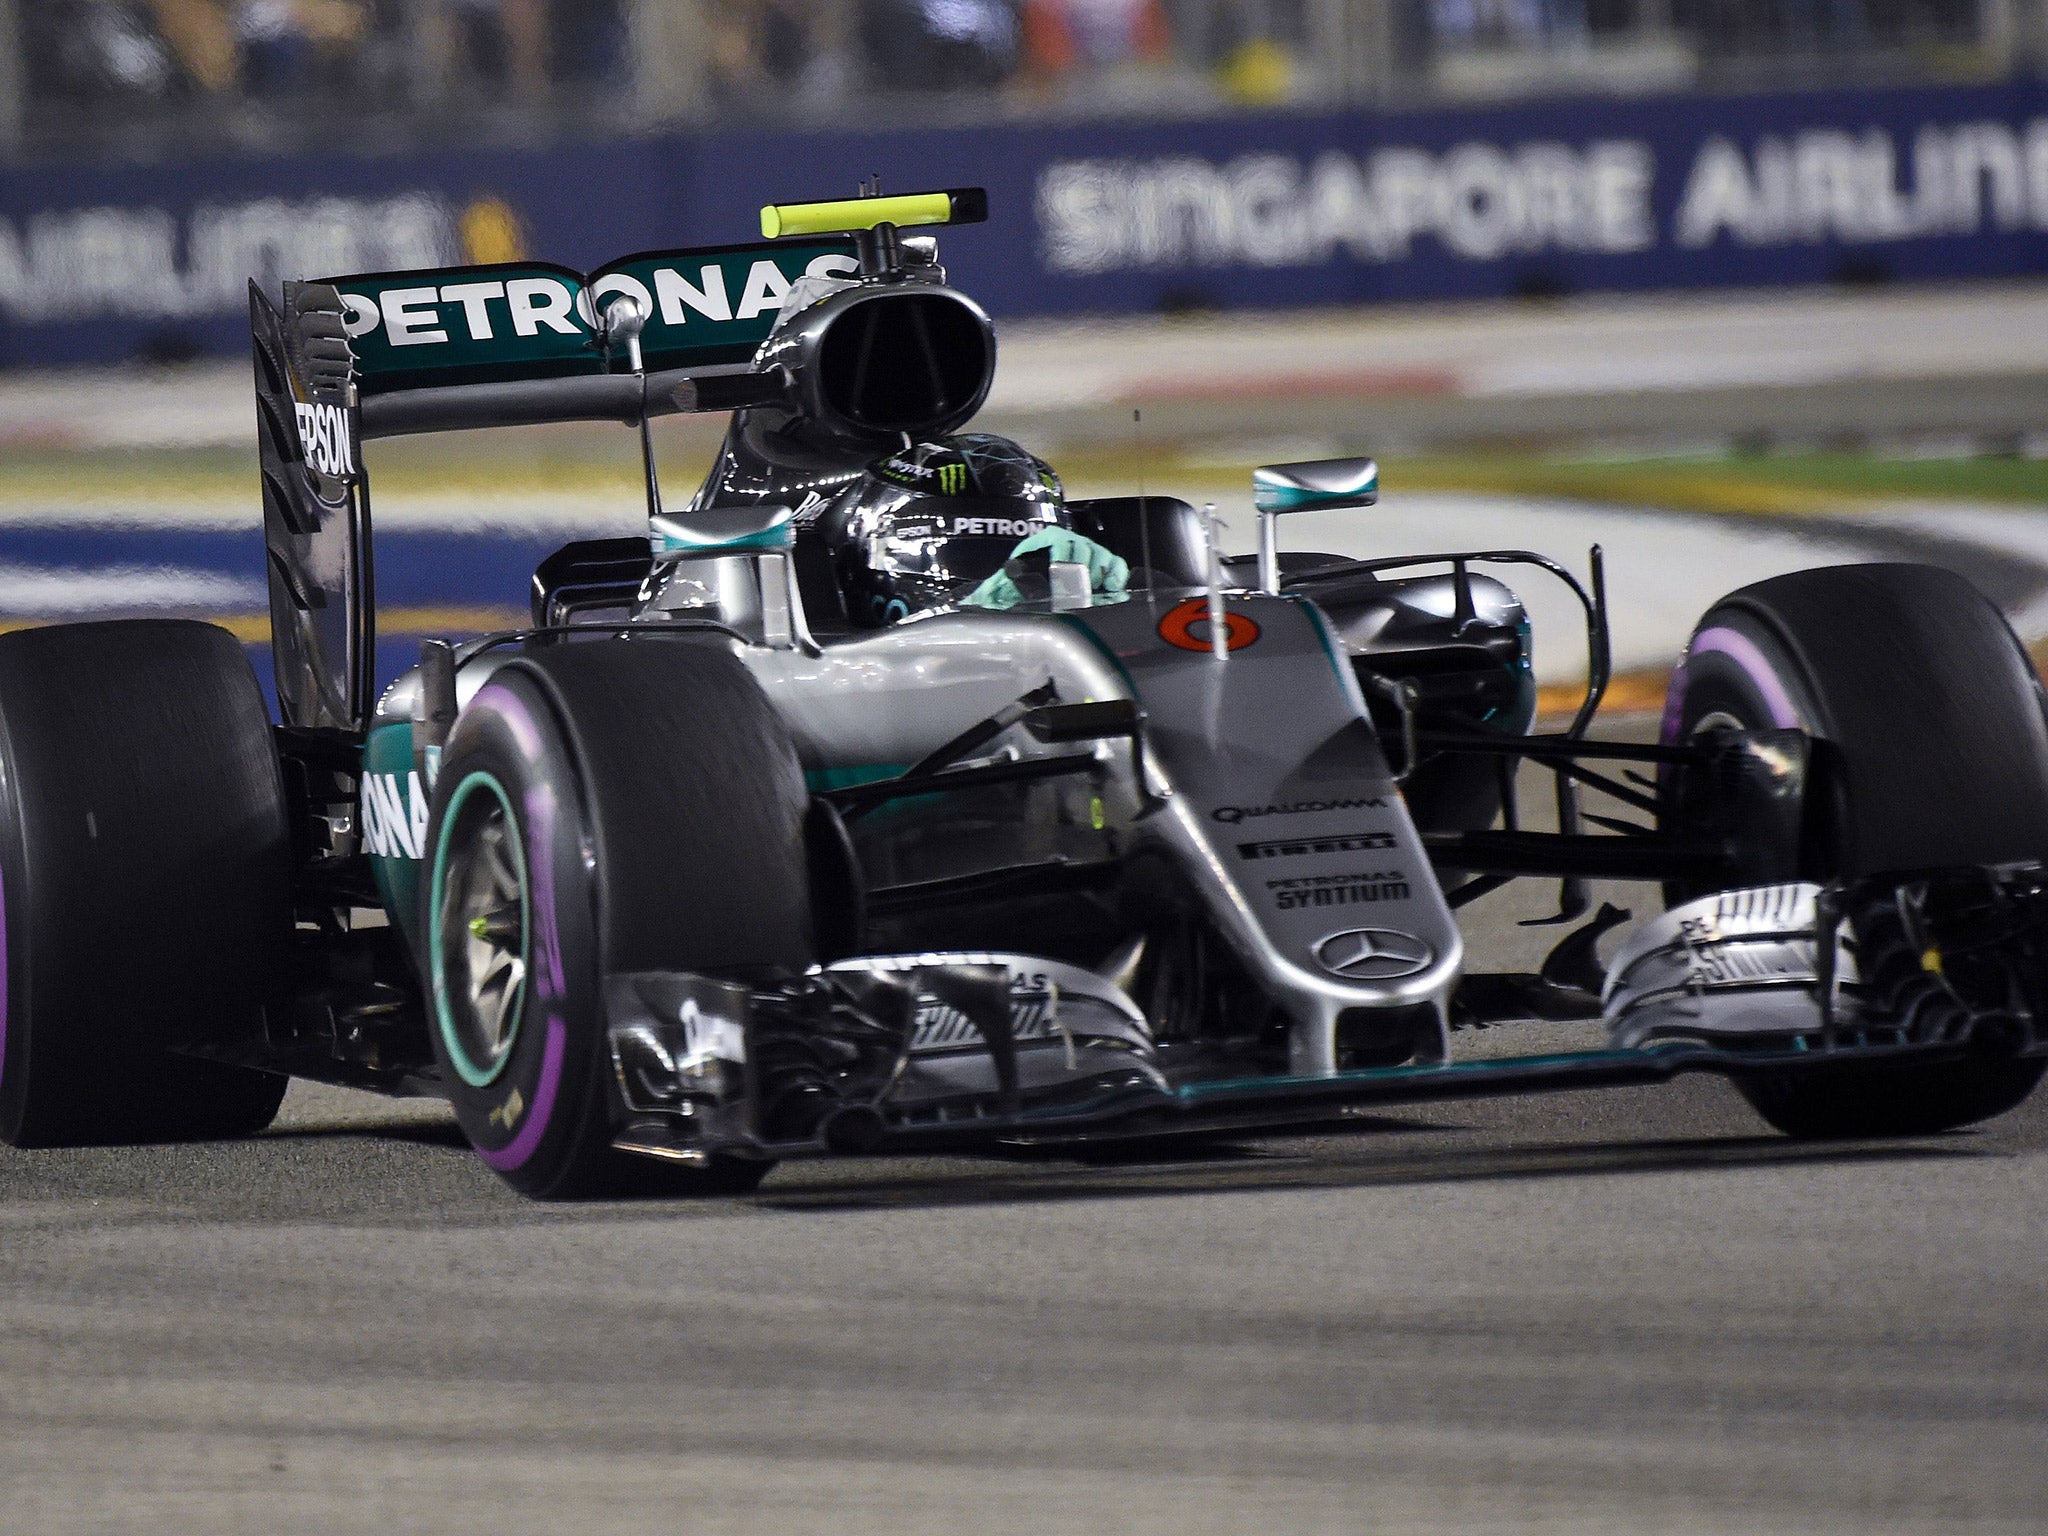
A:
[462, 678, 572, 1172]
[1687, 626, 1801, 731]
[470, 682, 545, 760]
[478, 1014, 567, 1171]
[1657, 657, 1688, 746]
[525, 783, 565, 1004]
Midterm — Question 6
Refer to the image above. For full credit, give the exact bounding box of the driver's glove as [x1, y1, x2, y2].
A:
[964, 529, 1130, 610]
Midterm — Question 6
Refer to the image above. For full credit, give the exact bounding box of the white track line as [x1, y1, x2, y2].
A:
[0, 561, 264, 615]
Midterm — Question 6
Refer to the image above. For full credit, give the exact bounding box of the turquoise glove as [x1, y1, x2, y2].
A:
[964, 529, 1131, 610]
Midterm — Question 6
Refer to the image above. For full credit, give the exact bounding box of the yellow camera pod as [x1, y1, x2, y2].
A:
[759, 188, 989, 240]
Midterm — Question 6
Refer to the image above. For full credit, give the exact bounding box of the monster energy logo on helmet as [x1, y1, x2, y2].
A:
[869, 435, 1064, 505]
[875, 445, 971, 495]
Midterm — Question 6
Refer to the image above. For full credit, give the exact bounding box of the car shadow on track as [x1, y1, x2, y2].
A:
[6, 1073, 2013, 1225]
[244, 1074, 2037, 1221]
[741, 1132, 1989, 1216]
[0, 1112, 2012, 1227]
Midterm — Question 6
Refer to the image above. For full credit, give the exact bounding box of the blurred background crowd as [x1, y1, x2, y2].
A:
[2, 0, 2042, 156]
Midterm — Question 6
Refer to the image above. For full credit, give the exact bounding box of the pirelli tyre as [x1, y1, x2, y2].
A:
[0, 620, 291, 1146]
[1663, 563, 2048, 1138]
[422, 639, 811, 1198]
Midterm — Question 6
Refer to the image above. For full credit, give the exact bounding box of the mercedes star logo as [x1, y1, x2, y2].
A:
[1313, 927, 1435, 981]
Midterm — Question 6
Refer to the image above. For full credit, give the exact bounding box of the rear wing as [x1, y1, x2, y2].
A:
[332, 238, 858, 437]
[250, 189, 985, 733]
[249, 238, 851, 729]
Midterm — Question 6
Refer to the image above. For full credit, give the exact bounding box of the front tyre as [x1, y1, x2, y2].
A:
[424, 642, 812, 1198]
[1663, 564, 2048, 1138]
[424, 715, 600, 1196]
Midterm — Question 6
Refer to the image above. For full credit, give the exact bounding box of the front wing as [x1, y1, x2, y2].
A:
[597, 867, 2048, 1166]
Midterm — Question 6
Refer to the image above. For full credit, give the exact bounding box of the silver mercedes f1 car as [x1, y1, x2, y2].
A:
[3, 187, 2045, 1196]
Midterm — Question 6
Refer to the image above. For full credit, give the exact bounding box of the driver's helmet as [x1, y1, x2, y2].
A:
[822, 434, 1064, 625]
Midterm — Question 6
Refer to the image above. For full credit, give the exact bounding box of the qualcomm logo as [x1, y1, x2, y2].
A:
[1312, 927, 1434, 981]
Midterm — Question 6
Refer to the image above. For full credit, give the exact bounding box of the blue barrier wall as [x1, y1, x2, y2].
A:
[3, 81, 2044, 368]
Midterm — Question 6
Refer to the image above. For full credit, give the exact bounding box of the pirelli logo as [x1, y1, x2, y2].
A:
[1238, 832, 1397, 860]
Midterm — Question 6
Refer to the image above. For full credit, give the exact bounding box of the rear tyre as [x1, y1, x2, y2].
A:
[0, 621, 290, 1146]
[423, 640, 812, 1198]
[1662, 564, 2048, 1138]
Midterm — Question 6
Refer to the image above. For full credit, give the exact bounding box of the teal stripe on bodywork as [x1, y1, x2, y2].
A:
[806, 764, 908, 792]
[1179, 1047, 1678, 1101]
[363, 720, 424, 945]
[1285, 593, 1357, 693]
[1054, 611, 1139, 698]
[1505, 617, 1536, 731]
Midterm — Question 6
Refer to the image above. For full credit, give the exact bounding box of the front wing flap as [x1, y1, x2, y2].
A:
[600, 866, 2048, 1163]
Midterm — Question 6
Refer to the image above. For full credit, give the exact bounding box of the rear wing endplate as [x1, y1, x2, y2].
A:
[251, 279, 374, 731]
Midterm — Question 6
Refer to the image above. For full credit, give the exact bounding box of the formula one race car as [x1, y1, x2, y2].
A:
[3, 188, 2046, 1196]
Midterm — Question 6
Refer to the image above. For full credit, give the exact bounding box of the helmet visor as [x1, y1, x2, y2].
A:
[870, 497, 1054, 605]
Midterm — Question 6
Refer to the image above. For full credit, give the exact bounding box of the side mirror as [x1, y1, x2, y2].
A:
[650, 504, 796, 553]
[646, 505, 810, 651]
[1251, 456, 1379, 593]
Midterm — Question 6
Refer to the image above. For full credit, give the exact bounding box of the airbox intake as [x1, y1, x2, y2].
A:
[759, 283, 996, 452]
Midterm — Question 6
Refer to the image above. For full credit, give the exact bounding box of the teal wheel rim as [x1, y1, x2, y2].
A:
[430, 771, 532, 1089]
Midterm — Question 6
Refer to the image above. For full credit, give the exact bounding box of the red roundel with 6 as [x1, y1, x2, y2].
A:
[1157, 598, 1261, 654]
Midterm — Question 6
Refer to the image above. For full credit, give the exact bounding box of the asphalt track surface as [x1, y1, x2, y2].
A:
[4, 841, 2047, 1535]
